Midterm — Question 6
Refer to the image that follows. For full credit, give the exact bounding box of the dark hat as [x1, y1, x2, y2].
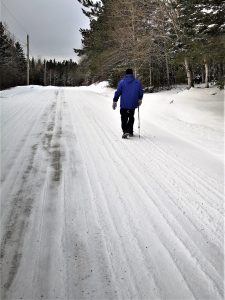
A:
[126, 68, 133, 75]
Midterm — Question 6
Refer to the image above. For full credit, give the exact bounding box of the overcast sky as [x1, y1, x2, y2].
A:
[0, 0, 90, 62]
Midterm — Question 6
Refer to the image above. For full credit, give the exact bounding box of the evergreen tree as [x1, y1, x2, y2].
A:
[0, 22, 26, 89]
[15, 42, 26, 82]
[161, 0, 225, 88]
[75, 0, 224, 89]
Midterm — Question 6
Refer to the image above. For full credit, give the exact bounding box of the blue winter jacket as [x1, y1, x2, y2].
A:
[113, 75, 144, 109]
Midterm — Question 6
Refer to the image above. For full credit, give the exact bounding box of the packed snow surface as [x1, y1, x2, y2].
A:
[0, 84, 224, 299]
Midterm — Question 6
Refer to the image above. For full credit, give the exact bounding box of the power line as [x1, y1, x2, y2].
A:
[1, 11, 67, 62]
[1, 0, 28, 35]
[3, 27, 26, 46]
[1, 24, 48, 66]
[1, 36, 43, 62]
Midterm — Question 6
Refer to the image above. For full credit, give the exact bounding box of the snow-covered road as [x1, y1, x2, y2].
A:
[1, 85, 224, 299]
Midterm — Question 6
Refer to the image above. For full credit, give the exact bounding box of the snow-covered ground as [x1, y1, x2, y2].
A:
[0, 83, 224, 300]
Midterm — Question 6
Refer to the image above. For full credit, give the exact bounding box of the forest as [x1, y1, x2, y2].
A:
[75, 0, 225, 90]
[0, 22, 82, 90]
[1, 0, 224, 91]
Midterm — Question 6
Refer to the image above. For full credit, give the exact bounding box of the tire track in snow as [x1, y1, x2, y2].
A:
[1, 142, 41, 298]
[67, 96, 163, 299]
[142, 124, 222, 190]
[30, 89, 66, 300]
[1, 90, 53, 188]
[0, 88, 64, 299]
[89, 94, 223, 206]
[92, 113, 223, 299]
[84, 92, 222, 201]
[119, 133, 223, 247]
[68, 95, 193, 299]
[83, 98, 223, 248]
[125, 134, 224, 252]
[141, 130, 223, 209]
[94, 107, 224, 295]
[92, 98, 223, 238]
[1, 87, 223, 299]
[60, 93, 127, 299]
[0, 89, 45, 128]
[84, 93, 223, 227]
[68, 91, 223, 299]
[41, 89, 63, 183]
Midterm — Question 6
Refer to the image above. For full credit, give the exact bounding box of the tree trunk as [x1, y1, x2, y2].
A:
[54, 71, 56, 86]
[149, 57, 152, 87]
[217, 63, 225, 89]
[201, 67, 205, 84]
[184, 57, 194, 89]
[204, 59, 209, 88]
[165, 52, 170, 88]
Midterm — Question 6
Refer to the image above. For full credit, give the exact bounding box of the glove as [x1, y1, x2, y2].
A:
[138, 100, 142, 106]
[112, 102, 117, 110]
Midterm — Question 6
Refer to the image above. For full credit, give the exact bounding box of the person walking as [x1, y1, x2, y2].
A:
[112, 68, 144, 138]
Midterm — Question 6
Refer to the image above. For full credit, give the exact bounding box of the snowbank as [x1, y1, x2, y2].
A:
[78, 81, 110, 93]
[142, 86, 224, 159]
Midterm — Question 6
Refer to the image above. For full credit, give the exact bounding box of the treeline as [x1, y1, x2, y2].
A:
[0, 22, 82, 90]
[29, 58, 83, 87]
[75, 0, 225, 90]
[0, 22, 26, 90]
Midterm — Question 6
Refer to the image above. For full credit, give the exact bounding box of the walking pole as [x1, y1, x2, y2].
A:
[138, 105, 140, 138]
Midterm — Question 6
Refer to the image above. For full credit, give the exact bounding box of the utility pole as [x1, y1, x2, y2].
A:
[27, 34, 30, 85]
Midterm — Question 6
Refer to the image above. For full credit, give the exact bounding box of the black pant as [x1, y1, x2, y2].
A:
[120, 108, 135, 134]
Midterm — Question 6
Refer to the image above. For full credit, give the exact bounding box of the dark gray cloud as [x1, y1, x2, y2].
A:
[1, 0, 89, 61]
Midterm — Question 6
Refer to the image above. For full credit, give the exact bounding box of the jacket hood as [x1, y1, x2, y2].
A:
[124, 74, 135, 84]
